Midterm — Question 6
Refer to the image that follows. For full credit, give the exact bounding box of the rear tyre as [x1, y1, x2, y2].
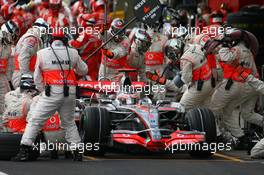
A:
[186, 108, 217, 158]
[80, 107, 111, 156]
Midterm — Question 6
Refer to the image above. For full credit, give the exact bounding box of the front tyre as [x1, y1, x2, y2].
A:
[186, 108, 217, 158]
[80, 107, 111, 156]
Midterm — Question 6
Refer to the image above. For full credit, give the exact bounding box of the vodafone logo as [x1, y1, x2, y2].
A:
[144, 6, 150, 13]
[49, 116, 57, 124]
[116, 21, 123, 27]
[148, 53, 154, 60]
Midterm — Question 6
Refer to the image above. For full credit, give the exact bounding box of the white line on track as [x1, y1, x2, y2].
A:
[0, 172, 9, 175]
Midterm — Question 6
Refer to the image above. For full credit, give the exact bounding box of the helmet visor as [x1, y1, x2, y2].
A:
[166, 46, 181, 61]
[135, 38, 151, 53]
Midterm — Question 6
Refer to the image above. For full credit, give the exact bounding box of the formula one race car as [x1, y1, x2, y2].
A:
[78, 70, 217, 158]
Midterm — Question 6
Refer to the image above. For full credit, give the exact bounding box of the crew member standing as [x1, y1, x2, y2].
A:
[210, 29, 263, 141]
[127, 29, 152, 82]
[12, 18, 49, 88]
[98, 18, 131, 81]
[0, 20, 20, 117]
[12, 31, 88, 161]
[69, 17, 102, 81]
[177, 34, 215, 110]
[42, 0, 70, 28]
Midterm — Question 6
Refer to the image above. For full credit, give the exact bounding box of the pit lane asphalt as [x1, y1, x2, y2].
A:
[0, 151, 264, 175]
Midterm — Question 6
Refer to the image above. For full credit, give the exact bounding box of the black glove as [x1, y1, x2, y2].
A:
[174, 73, 184, 88]
[65, 33, 74, 41]
[221, 36, 232, 47]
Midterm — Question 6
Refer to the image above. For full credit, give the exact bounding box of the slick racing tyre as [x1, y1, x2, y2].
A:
[0, 133, 22, 160]
[80, 107, 111, 156]
[186, 108, 217, 158]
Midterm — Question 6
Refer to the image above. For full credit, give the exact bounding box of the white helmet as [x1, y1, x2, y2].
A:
[32, 18, 49, 38]
[134, 29, 152, 53]
[20, 74, 36, 90]
[165, 38, 184, 62]
[32, 18, 49, 40]
[1, 20, 19, 44]
[109, 18, 125, 42]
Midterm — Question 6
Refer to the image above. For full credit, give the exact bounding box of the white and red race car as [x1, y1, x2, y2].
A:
[78, 70, 217, 158]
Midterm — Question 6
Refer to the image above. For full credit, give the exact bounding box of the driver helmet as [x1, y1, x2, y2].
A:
[109, 18, 125, 42]
[49, 0, 62, 13]
[32, 18, 49, 39]
[1, 20, 20, 44]
[90, 0, 105, 12]
[139, 96, 152, 106]
[20, 74, 36, 90]
[165, 38, 184, 62]
[78, 14, 96, 28]
[116, 93, 139, 105]
[133, 29, 152, 53]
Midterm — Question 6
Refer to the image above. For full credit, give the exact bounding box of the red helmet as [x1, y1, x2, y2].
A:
[49, 27, 67, 44]
[42, 0, 49, 8]
[49, 0, 62, 12]
[51, 28, 64, 38]
[90, 0, 105, 12]
[78, 14, 96, 28]
[210, 11, 224, 25]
